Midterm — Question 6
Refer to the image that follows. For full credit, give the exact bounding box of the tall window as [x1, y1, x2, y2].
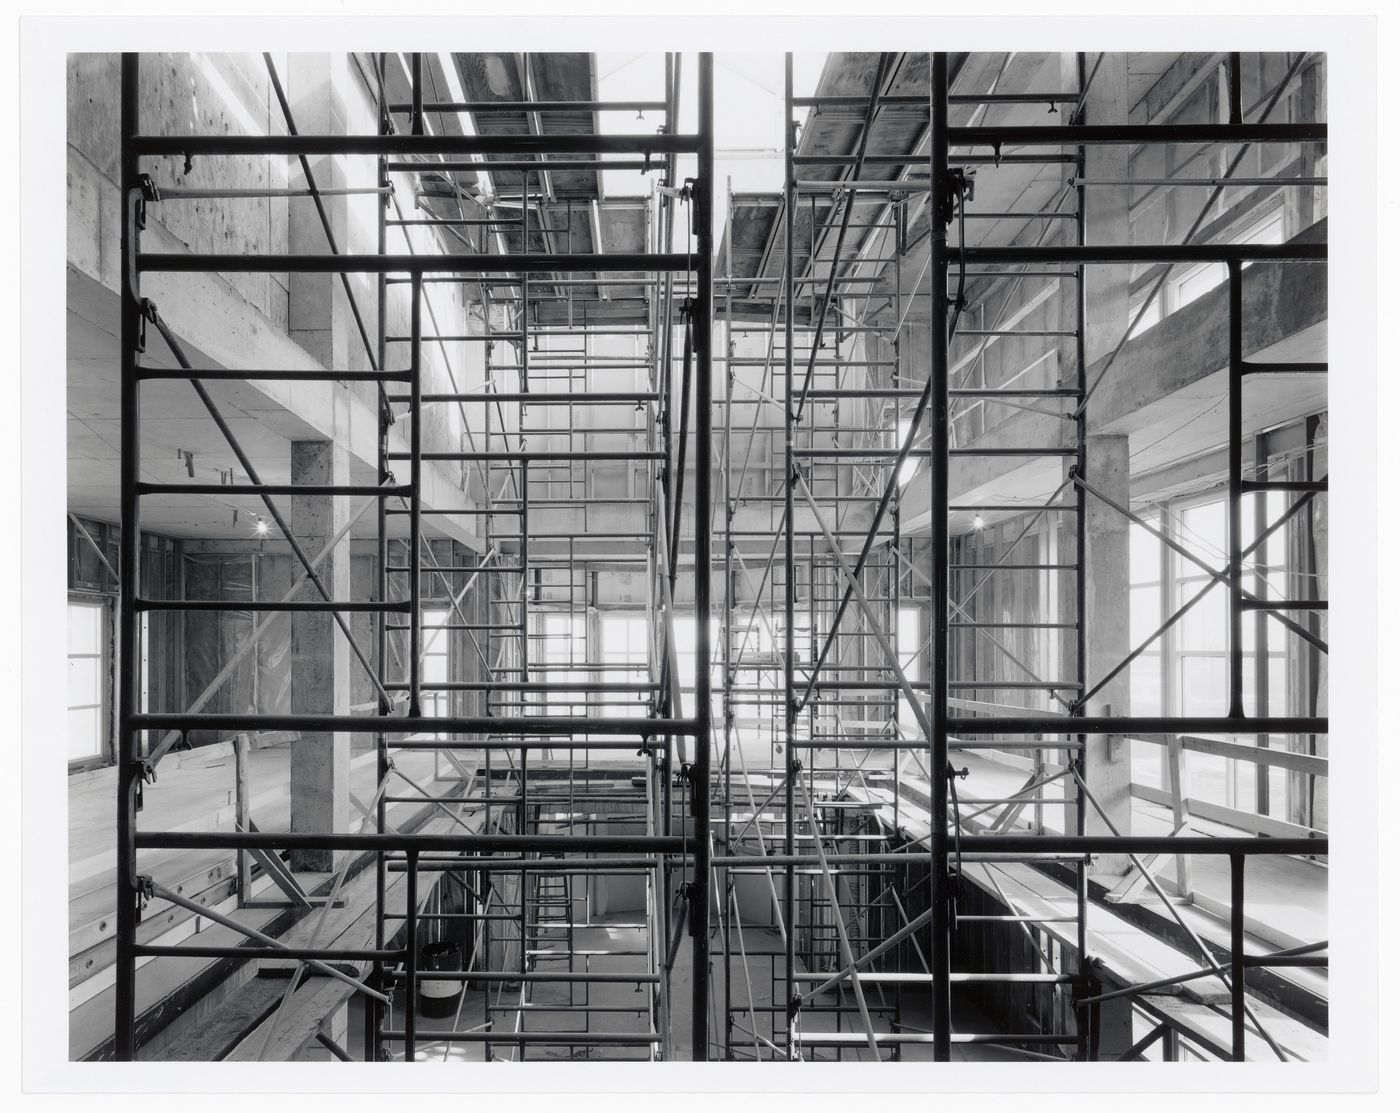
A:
[601, 612, 650, 717]
[897, 606, 923, 738]
[1129, 511, 1165, 788]
[422, 607, 451, 736]
[1169, 495, 1287, 811]
[534, 611, 589, 717]
[673, 615, 722, 719]
[892, 418, 920, 487]
[1129, 511, 1164, 716]
[68, 599, 107, 765]
[139, 611, 151, 715]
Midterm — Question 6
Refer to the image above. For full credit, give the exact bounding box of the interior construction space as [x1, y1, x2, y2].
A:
[50, 46, 1347, 1067]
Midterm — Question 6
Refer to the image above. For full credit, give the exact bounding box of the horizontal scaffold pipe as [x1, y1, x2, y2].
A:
[948, 123, 1325, 145]
[135, 831, 696, 853]
[946, 715, 1324, 735]
[138, 252, 695, 274]
[380, 1030, 661, 1045]
[390, 856, 663, 872]
[135, 482, 412, 497]
[387, 451, 663, 462]
[130, 711, 697, 735]
[383, 680, 659, 691]
[131, 132, 701, 156]
[389, 99, 669, 113]
[390, 160, 653, 173]
[952, 243, 1324, 265]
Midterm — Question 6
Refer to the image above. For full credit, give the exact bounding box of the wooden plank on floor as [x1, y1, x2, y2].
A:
[225, 808, 482, 1062]
[145, 972, 303, 1062]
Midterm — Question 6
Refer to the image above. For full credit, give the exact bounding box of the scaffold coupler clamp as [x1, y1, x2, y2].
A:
[133, 297, 159, 354]
[136, 174, 159, 229]
[936, 167, 973, 227]
[683, 879, 701, 937]
[681, 761, 698, 815]
[133, 755, 157, 810]
[134, 874, 155, 914]
[1076, 959, 1106, 1004]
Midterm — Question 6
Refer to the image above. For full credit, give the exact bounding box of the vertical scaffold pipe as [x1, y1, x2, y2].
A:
[781, 52, 799, 1061]
[115, 50, 142, 1063]
[1228, 262, 1245, 719]
[928, 51, 953, 1063]
[372, 50, 392, 1063]
[691, 50, 716, 1064]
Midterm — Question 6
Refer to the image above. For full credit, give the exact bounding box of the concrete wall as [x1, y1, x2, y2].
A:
[67, 52, 484, 546]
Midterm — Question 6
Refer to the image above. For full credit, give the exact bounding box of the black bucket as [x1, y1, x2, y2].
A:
[418, 940, 463, 1018]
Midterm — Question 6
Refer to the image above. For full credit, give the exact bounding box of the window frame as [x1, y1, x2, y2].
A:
[68, 593, 114, 773]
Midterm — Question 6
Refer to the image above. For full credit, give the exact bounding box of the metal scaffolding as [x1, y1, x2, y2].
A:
[713, 50, 1329, 1062]
[109, 49, 1328, 1064]
[115, 51, 715, 1062]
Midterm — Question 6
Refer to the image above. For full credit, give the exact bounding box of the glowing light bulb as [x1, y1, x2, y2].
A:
[973, 515, 986, 531]
[255, 518, 270, 536]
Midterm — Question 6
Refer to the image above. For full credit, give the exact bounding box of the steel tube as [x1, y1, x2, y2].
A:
[1231, 853, 1247, 1060]
[132, 711, 696, 734]
[689, 52, 716, 1063]
[1228, 262, 1245, 719]
[929, 51, 953, 1063]
[951, 243, 1324, 265]
[948, 123, 1324, 146]
[781, 52, 798, 1062]
[114, 51, 141, 1062]
[133, 132, 701, 156]
[139, 252, 695, 274]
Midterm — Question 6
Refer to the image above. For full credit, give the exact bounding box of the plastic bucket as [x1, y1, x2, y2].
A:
[418, 940, 463, 1018]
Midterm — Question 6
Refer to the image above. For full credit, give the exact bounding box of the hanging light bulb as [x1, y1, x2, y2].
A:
[972, 515, 986, 531]
[255, 518, 270, 537]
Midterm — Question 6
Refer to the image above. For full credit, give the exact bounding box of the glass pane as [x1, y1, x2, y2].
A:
[1267, 764, 1289, 821]
[1179, 582, 1227, 651]
[1127, 295, 1161, 339]
[1174, 261, 1227, 309]
[68, 602, 102, 654]
[898, 608, 922, 677]
[68, 706, 102, 762]
[1232, 760, 1258, 812]
[1130, 738, 1163, 790]
[1188, 751, 1229, 808]
[1179, 499, 1226, 564]
[68, 656, 100, 708]
[1129, 654, 1162, 716]
[894, 419, 919, 486]
[1179, 656, 1227, 717]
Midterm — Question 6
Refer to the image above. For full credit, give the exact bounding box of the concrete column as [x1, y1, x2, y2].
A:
[1074, 52, 1132, 378]
[1081, 433, 1133, 876]
[287, 54, 350, 371]
[290, 438, 351, 871]
[1056, 54, 1134, 883]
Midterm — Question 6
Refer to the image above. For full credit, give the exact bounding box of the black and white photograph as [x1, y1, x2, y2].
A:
[10, 5, 1387, 1103]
